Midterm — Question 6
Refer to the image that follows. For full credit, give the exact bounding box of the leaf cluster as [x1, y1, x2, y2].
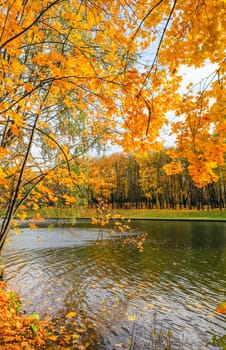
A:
[0, 282, 46, 349]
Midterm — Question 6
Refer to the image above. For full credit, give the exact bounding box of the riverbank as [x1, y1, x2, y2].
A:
[0, 282, 90, 349]
[0, 281, 46, 349]
[30, 207, 226, 221]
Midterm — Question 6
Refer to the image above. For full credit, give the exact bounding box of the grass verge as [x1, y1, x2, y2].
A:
[30, 207, 226, 221]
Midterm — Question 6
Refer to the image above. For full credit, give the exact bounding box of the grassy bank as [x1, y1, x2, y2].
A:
[32, 207, 226, 221]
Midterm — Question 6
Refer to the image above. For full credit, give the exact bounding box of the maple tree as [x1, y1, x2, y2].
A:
[0, 0, 225, 252]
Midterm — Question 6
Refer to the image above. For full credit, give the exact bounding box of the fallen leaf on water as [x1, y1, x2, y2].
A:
[66, 311, 77, 318]
[127, 315, 136, 321]
[216, 301, 226, 315]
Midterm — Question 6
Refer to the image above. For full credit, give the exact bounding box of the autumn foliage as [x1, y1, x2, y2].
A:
[0, 0, 225, 251]
[0, 282, 46, 349]
[0, 281, 93, 349]
[86, 151, 226, 210]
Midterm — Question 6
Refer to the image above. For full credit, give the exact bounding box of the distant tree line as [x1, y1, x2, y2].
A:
[87, 151, 226, 210]
[7, 150, 224, 212]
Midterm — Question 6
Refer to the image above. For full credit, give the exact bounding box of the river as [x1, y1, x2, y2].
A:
[2, 219, 226, 349]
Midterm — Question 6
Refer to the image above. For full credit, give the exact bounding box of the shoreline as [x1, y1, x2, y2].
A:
[15, 216, 226, 229]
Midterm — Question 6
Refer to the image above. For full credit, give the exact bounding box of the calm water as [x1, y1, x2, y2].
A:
[2, 220, 226, 349]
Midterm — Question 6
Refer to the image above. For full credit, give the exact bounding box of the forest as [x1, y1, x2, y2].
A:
[34, 150, 225, 212]
[86, 151, 226, 210]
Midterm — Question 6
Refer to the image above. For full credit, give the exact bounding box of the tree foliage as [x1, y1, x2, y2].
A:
[85, 152, 226, 210]
[0, 0, 225, 251]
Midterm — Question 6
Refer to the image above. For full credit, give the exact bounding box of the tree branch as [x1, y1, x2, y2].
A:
[0, 0, 64, 50]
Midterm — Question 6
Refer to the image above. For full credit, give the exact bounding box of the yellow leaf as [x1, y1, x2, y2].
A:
[66, 311, 77, 318]
[48, 335, 58, 341]
[6, 238, 11, 246]
[17, 212, 27, 222]
[0, 168, 7, 184]
[14, 226, 20, 236]
[75, 327, 85, 333]
[148, 303, 154, 308]
[127, 315, 136, 321]
[72, 334, 80, 339]
[29, 223, 37, 230]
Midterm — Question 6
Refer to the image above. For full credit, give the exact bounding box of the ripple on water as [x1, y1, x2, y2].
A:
[2, 221, 226, 349]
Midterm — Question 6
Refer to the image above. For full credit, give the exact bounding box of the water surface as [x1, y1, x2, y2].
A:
[2, 220, 226, 349]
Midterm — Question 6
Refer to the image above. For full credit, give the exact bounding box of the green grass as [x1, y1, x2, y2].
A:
[32, 206, 226, 220]
[115, 208, 226, 220]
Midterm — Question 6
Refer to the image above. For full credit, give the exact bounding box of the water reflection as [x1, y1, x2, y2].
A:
[2, 220, 226, 349]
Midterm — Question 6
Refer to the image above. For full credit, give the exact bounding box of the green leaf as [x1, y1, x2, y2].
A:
[48, 224, 54, 232]
[30, 323, 38, 335]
